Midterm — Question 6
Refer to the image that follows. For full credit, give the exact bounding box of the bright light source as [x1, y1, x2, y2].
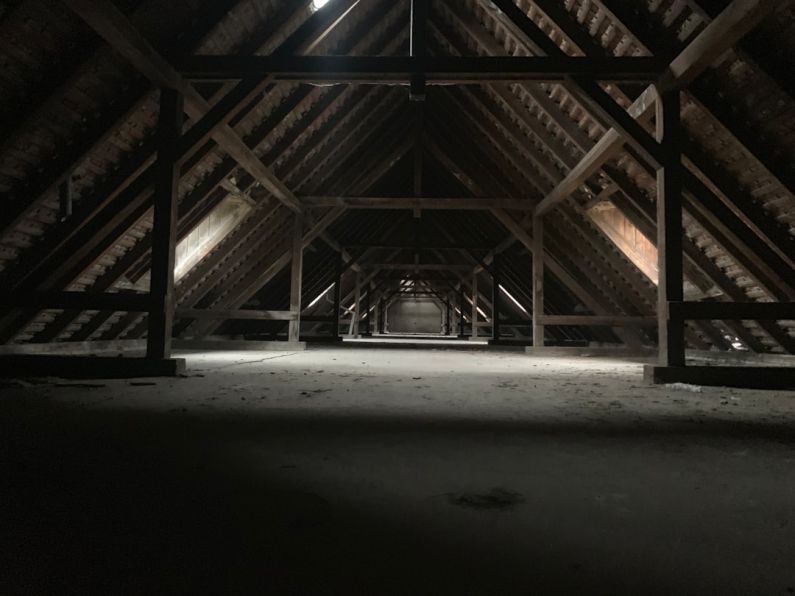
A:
[311, 0, 330, 11]
[173, 197, 251, 280]
[499, 284, 529, 315]
[307, 283, 334, 309]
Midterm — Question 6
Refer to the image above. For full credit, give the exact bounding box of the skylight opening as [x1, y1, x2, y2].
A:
[311, 0, 330, 12]
[173, 196, 252, 280]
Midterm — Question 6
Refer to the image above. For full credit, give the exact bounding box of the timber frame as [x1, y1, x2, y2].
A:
[0, 0, 792, 386]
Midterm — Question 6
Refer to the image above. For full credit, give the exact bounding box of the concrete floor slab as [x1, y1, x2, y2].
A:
[2, 346, 795, 595]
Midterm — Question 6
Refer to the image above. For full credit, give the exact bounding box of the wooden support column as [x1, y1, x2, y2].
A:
[147, 88, 184, 360]
[350, 272, 361, 336]
[532, 215, 545, 348]
[288, 212, 304, 343]
[361, 282, 372, 336]
[373, 291, 381, 335]
[445, 297, 452, 336]
[491, 254, 501, 341]
[458, 283, 466, 337]
[331, 250, 342, 339]
[471, 272, 479, 339]
[656, 88, 686, 366]
[409, 0, 428, 101]
[58, 176, 73, 221]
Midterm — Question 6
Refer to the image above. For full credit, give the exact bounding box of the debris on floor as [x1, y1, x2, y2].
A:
[665, 383, 703, 393]
[447, 488, 525, 510]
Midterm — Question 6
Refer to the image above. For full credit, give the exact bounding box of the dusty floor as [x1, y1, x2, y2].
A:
[2, 344, 795, 595]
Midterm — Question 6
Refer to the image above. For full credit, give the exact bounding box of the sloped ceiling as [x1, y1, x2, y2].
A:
[0, 0, 792, 351]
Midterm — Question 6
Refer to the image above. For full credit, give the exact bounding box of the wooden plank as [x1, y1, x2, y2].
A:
[669, 302, 795, 321]
[0, 355, 185, 379]
[410, 0, 428, 101]
[534, 87, 658, 216]
[539, 316, 658, 327]
[288, 213, 304, 342]
[147, 89, 183, 360]
[656, 90, 685, 367]
[471, 272, 479, 339]
[176, 309, 298, 321]
[366, 264, 473, 271]
[491, 254, 501, 341]
[0, 292, 151, 312]
[176, 55, 665, 82]
[301, 196, 535, 209]
[532, 215, 545, 347]
[644, 365, 795, 390]
[658, 0, 777, 92]
[332, 251, 343, 338]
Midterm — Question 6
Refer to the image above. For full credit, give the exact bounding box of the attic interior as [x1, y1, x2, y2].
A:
[2, 0, 795, 594]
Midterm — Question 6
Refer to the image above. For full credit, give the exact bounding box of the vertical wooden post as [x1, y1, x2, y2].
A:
[288, 212, 303, 343]
[471, 272, 479, 340]
[59, 176, 73, 221]
[491, 254, 501, 342]
[532, 215, 545, 348]
[331, 251, 342, 339]
[147, 88, 183, 360]
[445, 297, 452, 335]
[373, 291, 380, 335]
[350, 272, 361, 337]
[409, 0, 427, 102]
[655, 88, 685, 367]
[362, 282, 372, 336]
[458, 283, 466, 337]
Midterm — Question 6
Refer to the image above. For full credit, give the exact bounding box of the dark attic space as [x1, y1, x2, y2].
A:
[1, 0, 795, 594]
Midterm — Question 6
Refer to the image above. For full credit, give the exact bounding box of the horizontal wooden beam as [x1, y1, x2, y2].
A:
[539, 315, 659, 327]
[0, 292, 151, 312]
[367, 264, 473, 271]
[644, 365, 795, 390]
[346, 243, 493, 250]
[301, 196, 535, 210]
[176, 55, 665, 82]
[0, 355, 185, 379]
[176, 309, 298, 321]
[669, 301, 795, 321]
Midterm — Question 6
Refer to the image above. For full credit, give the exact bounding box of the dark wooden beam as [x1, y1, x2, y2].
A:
[657, 0, 777, 93]
[656, 89, 685, 367]
[176, 55, 665, 82]
[301, 196, 535, 209]
[540, 315, 658, 327]
[410, 0, 429, 100]
[176, 309, 298, 321]
[532, 215, 544, 347]
[491, 253, 501, 341]
[288, 213, 304, 343]
[147, 89, 183, 360]
[0, 355, 185, 379]
[0, 292, 151, 312]
[669, 302, 795, 321]
[644, 365, 795, 390]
